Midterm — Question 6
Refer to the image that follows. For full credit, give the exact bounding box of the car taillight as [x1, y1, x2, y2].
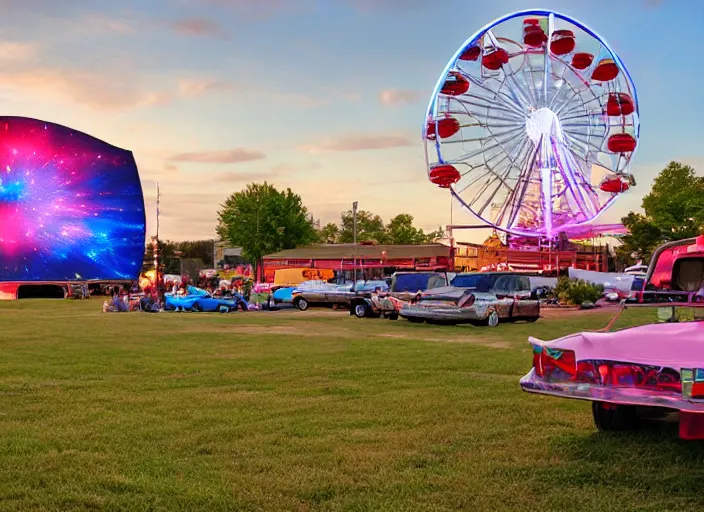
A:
[458, 292, 475, 308]
[533, 352, 683, 394]
[532, 345, 576, 381]
[574, 360, 682, 393]
[575, 361, 598, 383]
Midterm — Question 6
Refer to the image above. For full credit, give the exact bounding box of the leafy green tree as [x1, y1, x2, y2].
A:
[176, 240, 214, 266]
[332, 210, 444, 244]
[144, 239, 215, 275]
[339, 209, 388, 244]
[619, 162, 704, 261]
[640, 161, 704, 239]
[386, 214, 431, 244]
[216, 182, 317, 273]
[619, 212, 664, 261]
[317, 222, 340, 243]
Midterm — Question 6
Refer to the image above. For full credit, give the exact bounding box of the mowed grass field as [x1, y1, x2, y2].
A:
[1, 301, 703, 511]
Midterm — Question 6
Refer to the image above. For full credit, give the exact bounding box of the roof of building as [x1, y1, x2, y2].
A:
[264, 243, 451, 260]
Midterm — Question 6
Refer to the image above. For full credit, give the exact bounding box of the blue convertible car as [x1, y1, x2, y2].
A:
[165, 286, 249, 312]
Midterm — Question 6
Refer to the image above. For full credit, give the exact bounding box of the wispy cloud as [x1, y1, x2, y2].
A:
[379, 88, 422, 106]
[0, 41, 39, 60]
[169, 149, 266, 164]
[177, 78, 239, 96]
[78, 13, 135, 33]
[210, 163, 305, 184]
[0, 68, 172, 111]
[212, 170, 277, 183]
[299, 133, 414, 153]
[169, 17, 225, 37]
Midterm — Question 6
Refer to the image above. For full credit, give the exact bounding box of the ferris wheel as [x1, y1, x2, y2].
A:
[424, 9, 639, 239]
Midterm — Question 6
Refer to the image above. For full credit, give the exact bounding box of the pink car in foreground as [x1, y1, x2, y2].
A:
[521, 236, 704, 440]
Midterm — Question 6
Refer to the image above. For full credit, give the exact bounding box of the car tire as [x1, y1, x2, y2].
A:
[525, 316, 540, 323]
[192, 303, 202, 312]
[486, 310, 500, 328]
[353, 303, 367, 318]
[388, 312, 399, 321]
[296, 298, 309, 311]
[592, 401, 637, 431]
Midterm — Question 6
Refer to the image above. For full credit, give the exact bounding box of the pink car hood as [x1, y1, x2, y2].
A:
[531, 321, 704, 370]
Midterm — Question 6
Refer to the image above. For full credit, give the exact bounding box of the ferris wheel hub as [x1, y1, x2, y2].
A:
[525, 107, 564, 145]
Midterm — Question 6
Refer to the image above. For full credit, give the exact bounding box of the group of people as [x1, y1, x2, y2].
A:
[102, 285, 161, 313]
[102, 273, 259, 313]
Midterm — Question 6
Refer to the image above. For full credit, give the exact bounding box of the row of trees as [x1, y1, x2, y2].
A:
[215, 182, 444, 272]
[144, 240, 215, 275]
[318, 211, 444, 245]
[618, 161, 704, 262]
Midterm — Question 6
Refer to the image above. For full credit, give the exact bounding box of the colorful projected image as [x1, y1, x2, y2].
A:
[0, 117, 146, 282]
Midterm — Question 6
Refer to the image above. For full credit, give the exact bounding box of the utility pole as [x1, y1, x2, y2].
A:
[352, 201, 358, 286]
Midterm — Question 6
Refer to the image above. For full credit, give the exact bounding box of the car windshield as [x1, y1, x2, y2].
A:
[391, 273, 434, 292]
[600, 302, 704, 332]
[450, 274, 494, 292]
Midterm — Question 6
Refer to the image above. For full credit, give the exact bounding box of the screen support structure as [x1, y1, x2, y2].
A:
[154, 183, 161, 297]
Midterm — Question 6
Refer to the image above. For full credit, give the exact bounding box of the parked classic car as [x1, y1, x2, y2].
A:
[399, 272, 540, 326]
[292, 280, 389, 311]
[349, 271, 450, 319]
[388, 271, 448, 299]
[165, 287, 248, 312]
[521, 236, 704, 440]
[271, 280, 333, 306]
[520, 301, 704, 439]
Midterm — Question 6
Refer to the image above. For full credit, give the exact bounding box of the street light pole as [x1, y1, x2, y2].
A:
[352, 201, 358, 285]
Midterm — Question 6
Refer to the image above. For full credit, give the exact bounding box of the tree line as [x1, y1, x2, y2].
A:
[143, 182, 443, 275]
[144, 240, 215, 275]
[618, 161, 704, 262]
[317, 211, 444, 245]
[214, 182, 444, 273]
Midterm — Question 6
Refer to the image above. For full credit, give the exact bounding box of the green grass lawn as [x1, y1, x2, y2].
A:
[1, 301, 703, 511]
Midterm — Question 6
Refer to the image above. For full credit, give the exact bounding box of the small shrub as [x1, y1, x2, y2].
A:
[552, 276, 603, 305]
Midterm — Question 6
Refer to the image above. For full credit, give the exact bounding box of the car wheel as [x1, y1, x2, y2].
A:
[388, 312, 399, 321]
[296, 298, 309, 311]
[592, 401, 637, 431]
[525, 316, 540, 323]
[353, 303, 367, 318]
[192, 303, 202, 312]
[486, 311, 500, 328]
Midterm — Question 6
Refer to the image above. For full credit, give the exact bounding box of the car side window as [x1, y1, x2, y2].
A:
[428, 276, 446, 289]
[493, 275, 513, 292]
[508, 276, 520, 292]
[518, 276, 531, 291]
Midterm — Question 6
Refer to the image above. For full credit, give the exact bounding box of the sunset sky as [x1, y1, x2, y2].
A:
[1, 0, 702, 242]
